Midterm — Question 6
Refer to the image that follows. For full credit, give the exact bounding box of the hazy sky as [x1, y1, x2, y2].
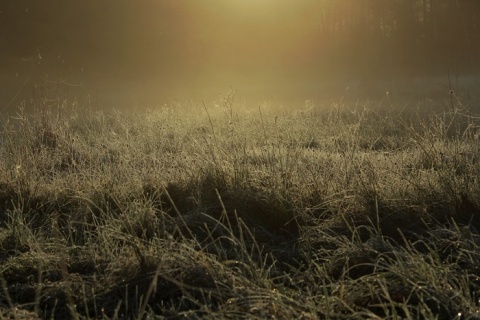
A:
[1, 0, 479, 111]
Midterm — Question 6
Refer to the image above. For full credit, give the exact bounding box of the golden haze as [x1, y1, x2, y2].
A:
[0, 0, 479, 109]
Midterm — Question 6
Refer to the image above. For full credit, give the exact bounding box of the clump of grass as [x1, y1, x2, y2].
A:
[0, 91, 479, 318]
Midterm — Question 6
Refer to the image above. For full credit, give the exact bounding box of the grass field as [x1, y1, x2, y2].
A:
[1, 90, 479, 319]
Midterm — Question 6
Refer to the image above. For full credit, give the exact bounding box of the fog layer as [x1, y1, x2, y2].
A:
[1, 0, 479, 111]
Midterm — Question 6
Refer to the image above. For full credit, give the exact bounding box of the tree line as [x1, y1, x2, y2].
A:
[311, 0, 480, 77]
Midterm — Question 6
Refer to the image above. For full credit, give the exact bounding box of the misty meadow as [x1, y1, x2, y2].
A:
[1, 1, 480, 319]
